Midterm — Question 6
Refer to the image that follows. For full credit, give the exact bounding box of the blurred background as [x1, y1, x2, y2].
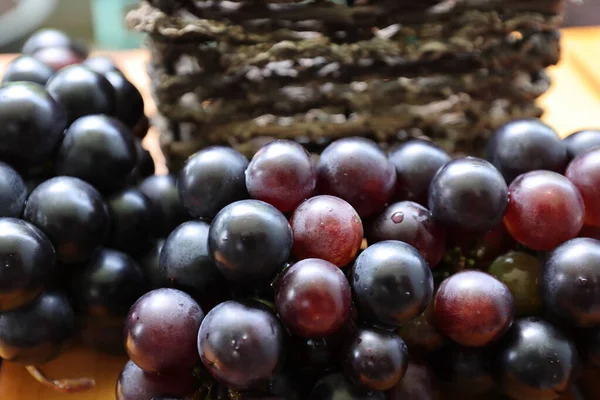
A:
[0, 0, 598, 53]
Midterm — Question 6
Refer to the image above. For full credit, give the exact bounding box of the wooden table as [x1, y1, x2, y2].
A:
[0, 27, 600, 400]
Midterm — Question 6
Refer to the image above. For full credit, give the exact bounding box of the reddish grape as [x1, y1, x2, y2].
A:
[433, 270, 514, 347]
[316, 137, 396, 217]
[387, 359, 438, 400]
[116, 360, 198, 400]
[33, 47, 84, 71]
[125, 288, 204, 373]
[342, 327, 408, 391]
[290, 195, 363, 267]
[367, 201, 446, 268]
[275, 258, 351, 338]
[246, 139, 316, 212]
[504, 171, 585, 251]
[566, 149, 600, 227]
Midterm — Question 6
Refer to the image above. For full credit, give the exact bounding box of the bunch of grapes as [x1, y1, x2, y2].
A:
[2, 29, 600, 400]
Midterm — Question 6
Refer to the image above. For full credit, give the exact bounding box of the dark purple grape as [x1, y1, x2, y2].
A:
[388, 139, 451, 205]
[104, 70, 145, 130]
[566, 149, 600, 227]
[160, 221, 223, 299]
[486, 118, 568, 183]
[275, 258, 351, 338]
[317, 137, 397, 217]
[70, 248, 147, 318]
[564, 129, 600, 160]
[198, 300, 285, 390]
[24, 177, 110, 264]
[496, 317, 579, 400]
[431, 345, 495, 397]
[309, 373, 386, 400]
[178, 146, 249, 219]
[0, 218, 55, 311]
[208, 200, 292, 283]
[387, 359, 438, 400]
[106, 188, 154, 254]
[0, 291, 75, 364]
[0, 162, 27, 218]
[83, 55, 120, 75]
[116, 360, 198, 400]
[125, 288, 204, 373]
[22, 29, 88, 59]
[56, 115, 137, 193]
[351, 240, 434, 327]
[46, 65, 116, 124]
[246, 139, 316, 213]
[367, 201, 446, 268]
[342, 327, 408, 391]
[0, 82, 67, 170]
[138, 174, 190, 237]
[542, 238, 600, 327]
[1, 55, 54, 85]
[137, 239, 165, 289]
[131, 140, 154, 180]
[428, 157, 508, 233]
[505, 171, 585, 251]
[433, 270, 514, 347]
[291, 195, 363, 268]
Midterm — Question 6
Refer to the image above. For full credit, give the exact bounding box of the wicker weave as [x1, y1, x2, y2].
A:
[128, 0, 565, 170]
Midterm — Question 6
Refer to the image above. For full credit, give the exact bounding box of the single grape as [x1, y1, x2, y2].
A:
[496, 317, 579, 400]
[290, 195, 363, 267]
[504, 171, 585, 251]
[83, 55, 120, 75]
[125, 288, 204, 373]
[0, 291, 75, 364]
[367, 201, 446, 268]
[198, 300, 285, 390]
[116, 360, 198, 400]
[22, 29, 88, 63]
[0, 82, 67, 169]
[308, 373, 386, 400]
[160, 221, 223, 299]
[351, 240, 434, 327]
[136, 239, 165, 289]
[138, 174, 190, 237]
[317, 137, 397, 217]
[32, 47, 85, 71]
[0, 162, 27, 218]
[246, 139, 316, 213]
[542, 238, 600, 327]
[428, 157, 508, 233]
[387, 359, 438, 400]
[0, 218, 55, 311]
[433, 270, 514, 347]
[342, 327, 408, 391]
[486, 118, 567, 183]
[1, 55, 54, 85]
[106, 188, 154, 255]
[398, 302, 445, 354]
[388, 139, 451, 205]
[566, 149, 600, 227]
[104, 70, 145, 130]
[131, 140, 155, 180]
[488, 251, 542, 317]
[70, 248, 147, 318]
[275, 258, 351, 338]
[431, 344, 495, 397]
[56, 115, 137, 193]
[564, 129, 600, 160]
[178, 146, 249, 219]
[46, 65, 116, 124]
[24, 177, 110, 264]
[208, 200, 292, 283]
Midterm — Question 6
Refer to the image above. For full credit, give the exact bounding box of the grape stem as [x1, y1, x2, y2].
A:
[25, 365, 96, 393]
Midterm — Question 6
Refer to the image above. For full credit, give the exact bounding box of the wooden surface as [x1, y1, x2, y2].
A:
[0, 26, 599, 400]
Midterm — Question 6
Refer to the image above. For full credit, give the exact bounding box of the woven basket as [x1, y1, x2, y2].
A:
[127, 0, 565, 170]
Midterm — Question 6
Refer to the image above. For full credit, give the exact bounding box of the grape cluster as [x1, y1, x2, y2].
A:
[2, 30, 600, 400]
